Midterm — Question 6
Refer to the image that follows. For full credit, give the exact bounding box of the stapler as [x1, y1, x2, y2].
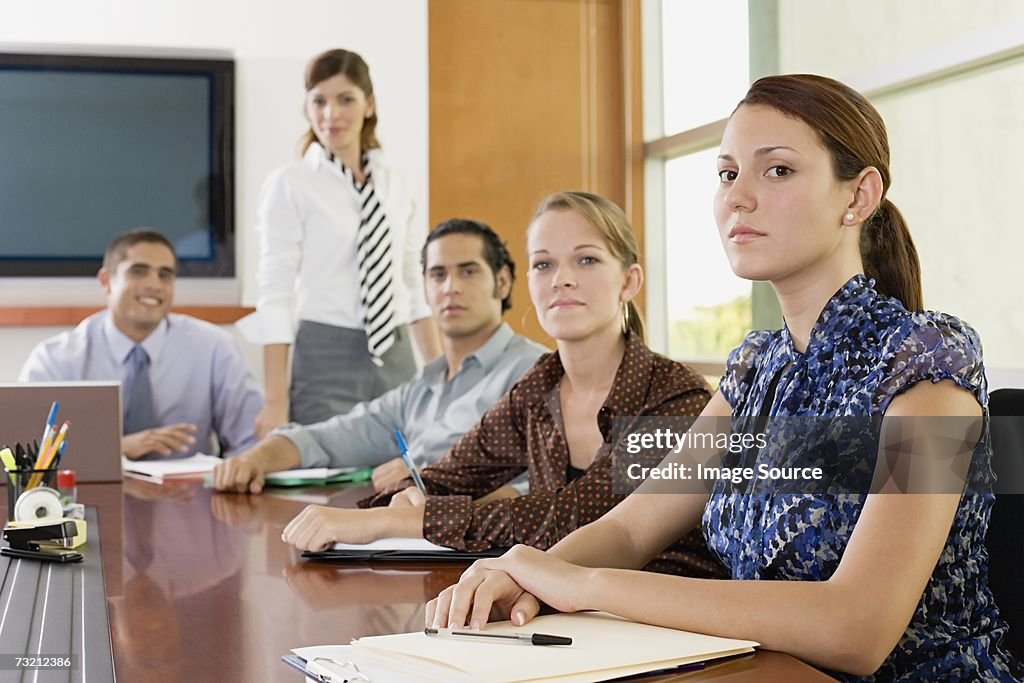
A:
[1, 519, 86, 562]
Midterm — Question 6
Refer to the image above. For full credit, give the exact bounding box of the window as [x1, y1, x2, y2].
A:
[644, 0, 752, 367]
[645, 0, 1024, 384]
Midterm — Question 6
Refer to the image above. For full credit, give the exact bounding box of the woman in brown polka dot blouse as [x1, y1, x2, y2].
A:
[281, 191, 726, 579]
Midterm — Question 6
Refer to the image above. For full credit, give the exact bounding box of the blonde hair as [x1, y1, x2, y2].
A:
[530, 191, 645, 341]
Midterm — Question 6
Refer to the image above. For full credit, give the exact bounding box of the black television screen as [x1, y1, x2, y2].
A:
[0, 51, 234, 277]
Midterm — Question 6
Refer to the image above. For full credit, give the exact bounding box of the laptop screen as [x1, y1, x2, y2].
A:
[0, 381, 122, 483]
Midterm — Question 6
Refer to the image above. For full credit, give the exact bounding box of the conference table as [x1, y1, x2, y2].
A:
[15, 479, 834, 682]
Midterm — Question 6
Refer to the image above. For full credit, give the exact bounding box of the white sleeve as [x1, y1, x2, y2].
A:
[400, 183, 431, 323]
[245, 169, 304, 345]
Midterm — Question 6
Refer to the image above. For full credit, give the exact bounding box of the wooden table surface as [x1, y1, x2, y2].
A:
[26, 480, 836, 682]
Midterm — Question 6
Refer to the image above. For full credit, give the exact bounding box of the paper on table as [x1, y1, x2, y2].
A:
[121, 453, 222, 483]
[329, 537, 454, 552]
[350, 611, 759, 683]
[265, 466, 359, 482]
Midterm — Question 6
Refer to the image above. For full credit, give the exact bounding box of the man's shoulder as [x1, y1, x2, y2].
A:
[38, 311, 105, 353]
[505, 333, 549, 362]
[20, 313, 104, 380]
[166, 312, 236, 343]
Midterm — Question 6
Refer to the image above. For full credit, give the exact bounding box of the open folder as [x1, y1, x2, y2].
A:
[285, 611, 758, 682]
[303, 537, 506, 562]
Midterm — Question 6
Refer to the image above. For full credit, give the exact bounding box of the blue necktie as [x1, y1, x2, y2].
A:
[123, 345, 156, 434]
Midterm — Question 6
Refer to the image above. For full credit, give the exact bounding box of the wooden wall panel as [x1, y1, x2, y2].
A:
[428, 0, 640, 344]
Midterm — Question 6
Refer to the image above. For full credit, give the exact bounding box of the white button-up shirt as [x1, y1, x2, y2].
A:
[237, 144, 430, 345]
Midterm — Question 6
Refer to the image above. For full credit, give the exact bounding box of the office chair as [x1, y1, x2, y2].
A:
[987, 388, 1024, 661]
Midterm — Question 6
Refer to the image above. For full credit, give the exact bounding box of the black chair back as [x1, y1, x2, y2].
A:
[987, 388, 1024, 661]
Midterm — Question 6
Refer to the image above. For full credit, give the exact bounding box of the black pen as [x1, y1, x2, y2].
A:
[424, 627, 572, 646]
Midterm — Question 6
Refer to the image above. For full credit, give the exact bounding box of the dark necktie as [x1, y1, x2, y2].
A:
[123, 344, 157, 434]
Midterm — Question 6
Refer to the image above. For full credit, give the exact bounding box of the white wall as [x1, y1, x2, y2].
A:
[0, 0, 428, 381]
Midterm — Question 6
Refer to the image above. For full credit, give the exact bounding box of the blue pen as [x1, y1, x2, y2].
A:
[54, 439, 68, 469]
[41, 401, 59, 446]
[394, 430, 427, 494]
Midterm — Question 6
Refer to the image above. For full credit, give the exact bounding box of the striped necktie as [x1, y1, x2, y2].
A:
[331, 151, 397, 366]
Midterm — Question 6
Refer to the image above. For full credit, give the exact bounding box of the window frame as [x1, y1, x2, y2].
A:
[643, 0, 1024, 379]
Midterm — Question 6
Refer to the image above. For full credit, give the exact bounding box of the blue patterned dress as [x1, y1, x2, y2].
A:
[702, 275, 1023, 681]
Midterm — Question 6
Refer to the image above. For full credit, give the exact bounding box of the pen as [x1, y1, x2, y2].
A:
[424, 627, 572, 646]
[394, 430, 427, 494]
[28, 421, 69, 489]
[40, 401, 59, 450]
[54, 440, 67, 469]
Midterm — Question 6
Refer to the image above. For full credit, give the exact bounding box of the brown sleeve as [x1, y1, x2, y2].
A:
[422, 387, 712, 552]
[359, 386, 529, 508]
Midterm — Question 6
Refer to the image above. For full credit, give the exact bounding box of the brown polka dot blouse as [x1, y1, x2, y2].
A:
[361, 333, 728, 579]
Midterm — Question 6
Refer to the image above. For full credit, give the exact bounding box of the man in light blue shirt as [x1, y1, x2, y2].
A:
[19, 229, 263, 459]
[212, 219, 547, 494]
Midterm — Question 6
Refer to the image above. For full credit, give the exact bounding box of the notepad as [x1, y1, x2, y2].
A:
[302, 537, 507, 562]
[289, 611, 758, 682]
[121, 453, 222, 484]
[299, 536, 507, 565]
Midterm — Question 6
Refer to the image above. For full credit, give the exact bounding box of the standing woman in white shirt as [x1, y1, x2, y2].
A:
[240, 49, 442, 436]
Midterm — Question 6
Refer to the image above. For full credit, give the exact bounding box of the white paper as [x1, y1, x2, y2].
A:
[264, 467, 357, 482]
[121, 453, 222, 482]
[329, 537, 454, 552]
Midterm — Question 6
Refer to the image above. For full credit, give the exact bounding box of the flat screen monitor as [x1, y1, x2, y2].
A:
[0, 51, 235, 277]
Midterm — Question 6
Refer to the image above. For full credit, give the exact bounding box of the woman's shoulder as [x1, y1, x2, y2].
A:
[716, 330, 782, 409]
[872, 303, 983, 367]
[731, 329, 776, 359]
[874, 306, 986, 404]
[503, 349, 560, 405]
[722, 329, 778, 376]
[365, 149, 410, 194]
[261, 156, 318, 192]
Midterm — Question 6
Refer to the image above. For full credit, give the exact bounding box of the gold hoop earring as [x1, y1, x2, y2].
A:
[621, 302, 630, 335]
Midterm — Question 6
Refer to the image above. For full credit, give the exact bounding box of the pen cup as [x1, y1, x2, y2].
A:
[5, 468, 58, 522]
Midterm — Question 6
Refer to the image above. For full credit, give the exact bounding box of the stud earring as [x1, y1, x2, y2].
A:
[844, 212, 855, 224]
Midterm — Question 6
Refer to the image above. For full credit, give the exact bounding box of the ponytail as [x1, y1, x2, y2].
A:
[299, 130, 318, 156]
[860, 198, 922, 311]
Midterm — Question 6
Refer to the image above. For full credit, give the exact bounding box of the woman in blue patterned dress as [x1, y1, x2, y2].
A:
[425, 74, 1023, 681]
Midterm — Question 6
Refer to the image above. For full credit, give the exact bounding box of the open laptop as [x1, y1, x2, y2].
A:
[0, 382, 122, 483]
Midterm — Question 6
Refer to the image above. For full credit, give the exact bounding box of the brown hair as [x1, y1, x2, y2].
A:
[299, 49, 380, 156]
[737, 74, 922, 311]
[531, 191, 646, 341]
[103, 228, 176, 272]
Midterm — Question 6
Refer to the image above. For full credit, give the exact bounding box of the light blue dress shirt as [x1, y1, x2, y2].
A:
[275, 323, 547, 469]
[19, 311, 264, 457]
